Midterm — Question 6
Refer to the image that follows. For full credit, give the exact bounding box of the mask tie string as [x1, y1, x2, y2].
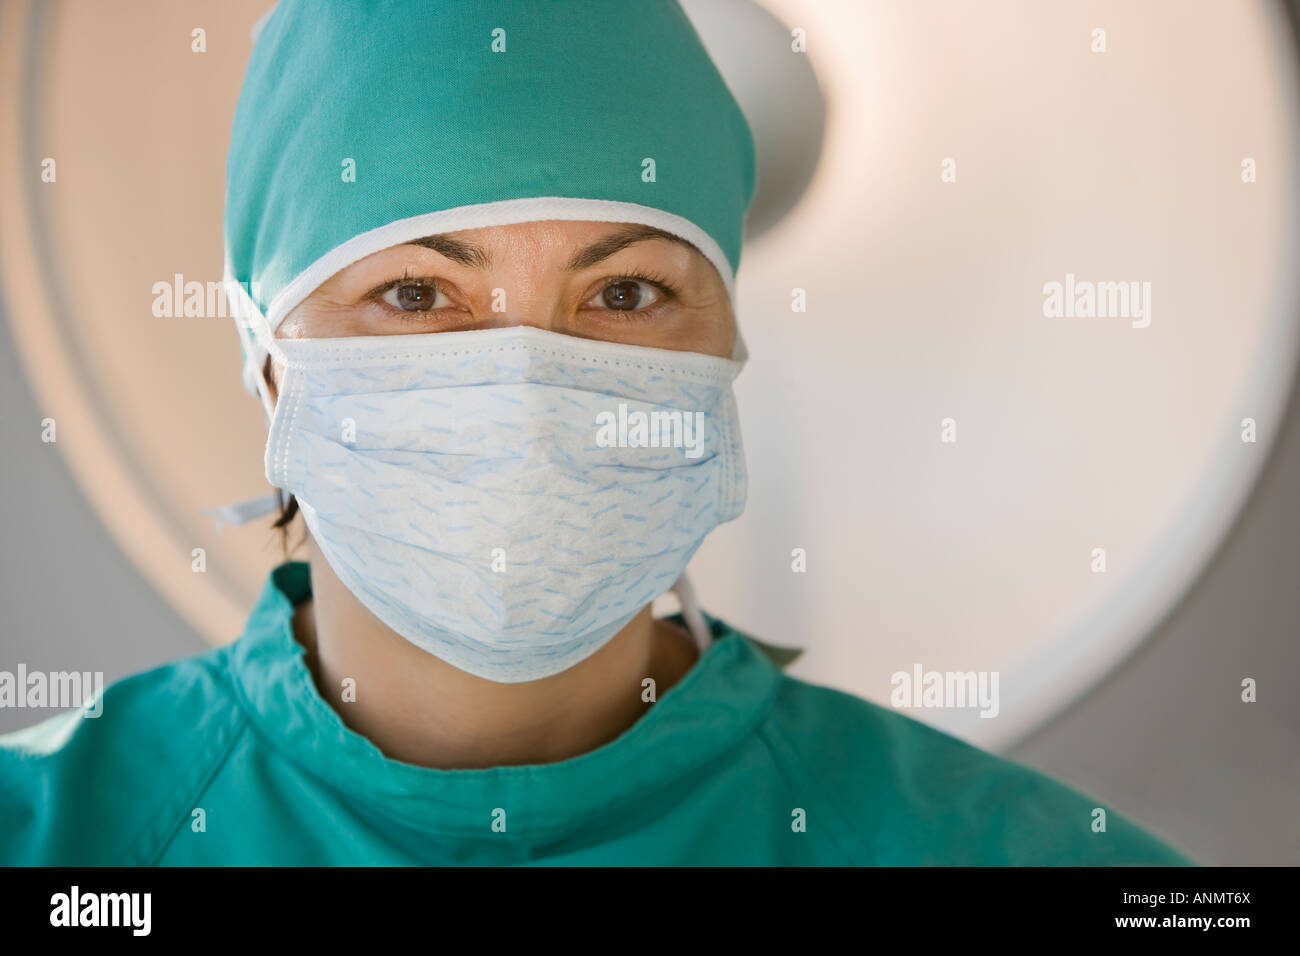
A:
[202, 491, 282, 532]
[669, 571, 712, 652]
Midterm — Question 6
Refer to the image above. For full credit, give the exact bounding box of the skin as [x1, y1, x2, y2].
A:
[262, 219, 736, 769]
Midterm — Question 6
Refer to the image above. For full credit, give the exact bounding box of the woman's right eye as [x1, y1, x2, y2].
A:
[380, 280, 447, 312]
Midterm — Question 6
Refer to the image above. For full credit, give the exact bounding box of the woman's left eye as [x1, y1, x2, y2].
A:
[380, 280, 447, 312]
[586, 278, 664, 312]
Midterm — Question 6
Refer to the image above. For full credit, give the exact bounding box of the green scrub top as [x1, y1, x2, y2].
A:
[0, 562, 1195, 866]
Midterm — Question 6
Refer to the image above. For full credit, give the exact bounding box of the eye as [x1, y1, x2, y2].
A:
[380, 279, 448, 312]
[586, 277, 666, 312]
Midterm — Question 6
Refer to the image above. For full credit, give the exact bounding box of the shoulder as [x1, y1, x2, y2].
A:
[0, 646, 248, 865]
[756, 668, 1195, 866]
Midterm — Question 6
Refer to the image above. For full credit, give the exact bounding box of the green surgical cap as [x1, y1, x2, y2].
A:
[223, 0, 757, 397]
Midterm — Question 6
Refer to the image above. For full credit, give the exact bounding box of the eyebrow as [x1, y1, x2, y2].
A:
[405, 224, 697, 272]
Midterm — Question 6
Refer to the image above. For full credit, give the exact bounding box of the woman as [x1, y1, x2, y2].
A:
[0, 0, 1193, 865]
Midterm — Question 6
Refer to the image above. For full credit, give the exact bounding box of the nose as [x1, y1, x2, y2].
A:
[467, 269, 571, 336]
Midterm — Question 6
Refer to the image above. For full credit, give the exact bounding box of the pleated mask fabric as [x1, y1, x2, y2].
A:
[264, 324, 747, 682]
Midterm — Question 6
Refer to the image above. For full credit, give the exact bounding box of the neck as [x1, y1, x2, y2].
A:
[291, 537, 701, 769]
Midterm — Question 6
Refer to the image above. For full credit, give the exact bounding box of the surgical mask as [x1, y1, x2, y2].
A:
[262, 323, 747, 683]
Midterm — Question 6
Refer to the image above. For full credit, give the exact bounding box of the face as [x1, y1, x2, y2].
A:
[270, 221, 736, 392]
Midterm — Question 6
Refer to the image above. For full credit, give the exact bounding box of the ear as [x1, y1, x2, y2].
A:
[251, 352, 282, 430]
[261, 353, 281, 407]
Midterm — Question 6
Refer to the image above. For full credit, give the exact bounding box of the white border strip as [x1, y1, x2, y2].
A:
[222, 263, 276, 413]
[270, 322, 744, 381]
[265, 197, 738, 331]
